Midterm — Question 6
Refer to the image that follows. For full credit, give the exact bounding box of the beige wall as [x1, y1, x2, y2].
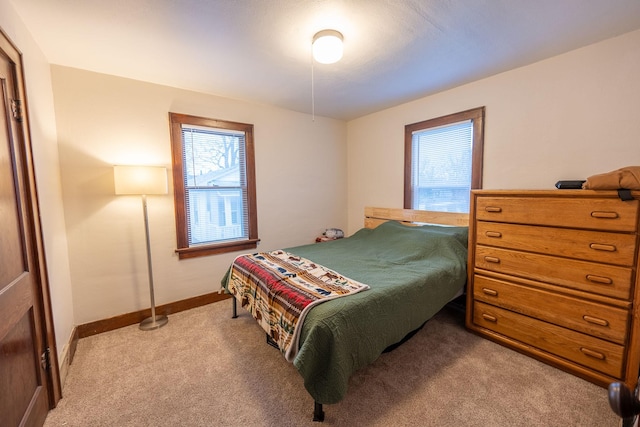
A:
[0, 3, 75, 368]
[346, 29, 640, 233]
[50, 66, 348, 324]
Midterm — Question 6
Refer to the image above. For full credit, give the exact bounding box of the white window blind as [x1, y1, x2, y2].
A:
[181, 125, 248, 245]
[411, 119, 473, 213]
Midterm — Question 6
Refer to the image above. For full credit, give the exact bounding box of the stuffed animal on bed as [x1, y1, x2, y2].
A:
[315, 228, 344, 242]
[323, 228, 344, 239]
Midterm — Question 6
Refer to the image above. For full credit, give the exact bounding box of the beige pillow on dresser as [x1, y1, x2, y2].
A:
[582, 166, 640, 190]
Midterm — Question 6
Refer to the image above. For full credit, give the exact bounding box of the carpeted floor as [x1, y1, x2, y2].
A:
[44, 301, 620, 426]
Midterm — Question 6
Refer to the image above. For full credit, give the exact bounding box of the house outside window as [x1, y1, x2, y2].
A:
[169, 113, 258, 259]
[404, 107, 485, 213]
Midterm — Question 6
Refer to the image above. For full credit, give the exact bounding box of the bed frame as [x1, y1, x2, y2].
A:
[231, 206, 469, 422]
[364, 206, 469, 228]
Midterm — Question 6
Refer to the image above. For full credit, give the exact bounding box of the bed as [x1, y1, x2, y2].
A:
[220, 207, 469, 421]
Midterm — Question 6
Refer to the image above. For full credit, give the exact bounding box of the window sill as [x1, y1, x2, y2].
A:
[175, 239, 259, 259]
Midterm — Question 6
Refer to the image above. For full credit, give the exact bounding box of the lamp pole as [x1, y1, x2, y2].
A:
[113, 165, 168, 331]
[139, 193, 168, 330]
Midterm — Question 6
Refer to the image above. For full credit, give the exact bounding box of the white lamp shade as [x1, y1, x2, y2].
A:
[114, 165, 168, 195]
[312, 30, 343, 64]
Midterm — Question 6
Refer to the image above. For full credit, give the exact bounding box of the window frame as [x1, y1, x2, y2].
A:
[404, 106, 485, 211]
[169, 112, 259, 259]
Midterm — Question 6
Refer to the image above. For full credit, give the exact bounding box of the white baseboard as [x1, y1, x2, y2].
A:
[56, 326, 78, 390]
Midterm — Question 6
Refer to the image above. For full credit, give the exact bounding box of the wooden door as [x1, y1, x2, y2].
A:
[0, 29, 60, 426]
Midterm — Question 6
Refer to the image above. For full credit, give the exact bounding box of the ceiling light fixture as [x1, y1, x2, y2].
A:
[312, 30, 344, 64]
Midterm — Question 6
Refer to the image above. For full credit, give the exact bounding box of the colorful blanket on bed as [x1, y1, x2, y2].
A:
[226, 250, 369, 362]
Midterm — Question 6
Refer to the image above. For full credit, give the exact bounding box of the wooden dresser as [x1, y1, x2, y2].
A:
[465, 189, 640, 390]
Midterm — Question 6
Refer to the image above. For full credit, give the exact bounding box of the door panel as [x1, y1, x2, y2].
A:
[0, 312, 38, 426]
[0, 29, 56, 427]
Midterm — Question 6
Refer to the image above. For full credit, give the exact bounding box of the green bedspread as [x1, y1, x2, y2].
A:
[223, 220, 468, 405]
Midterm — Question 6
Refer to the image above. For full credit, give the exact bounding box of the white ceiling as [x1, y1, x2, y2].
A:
[10, 0, 640, 120]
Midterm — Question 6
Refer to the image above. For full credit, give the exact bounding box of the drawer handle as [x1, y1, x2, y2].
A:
[485, 231, 502, 238]
[583, 315, 609, 327]
[586, 274, 613, 285]
[580, 347, 606, 360]
[482, 288, 498, 296]
[591, 211, 619, 219]
[484, 206, 502, 213]
[482, 313, 497, 322]
[484, 256, 500, 263]
[589, 243, 617, 252]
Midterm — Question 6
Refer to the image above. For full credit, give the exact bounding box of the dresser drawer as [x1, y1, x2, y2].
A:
[475, 245, 633, 300]
[473, 275, 629, 344]
[476, 221, 636, 266]
[473, 301, 624, 378]
[475, 197, 639, 232]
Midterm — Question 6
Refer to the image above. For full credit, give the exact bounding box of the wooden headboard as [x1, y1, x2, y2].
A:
[364, 206, 469, 229]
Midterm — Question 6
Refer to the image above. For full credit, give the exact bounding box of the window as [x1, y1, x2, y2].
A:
[169, 113, 258, 259]
[404, 107, 485, 213]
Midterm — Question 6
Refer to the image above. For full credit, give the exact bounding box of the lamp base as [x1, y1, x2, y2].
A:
[139, 314, 168, 331]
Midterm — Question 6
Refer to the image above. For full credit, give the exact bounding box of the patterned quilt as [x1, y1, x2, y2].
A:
[225, 250, 369, 362]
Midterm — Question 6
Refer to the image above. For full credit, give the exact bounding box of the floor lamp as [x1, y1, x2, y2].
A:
[114, 165, 169, 331]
